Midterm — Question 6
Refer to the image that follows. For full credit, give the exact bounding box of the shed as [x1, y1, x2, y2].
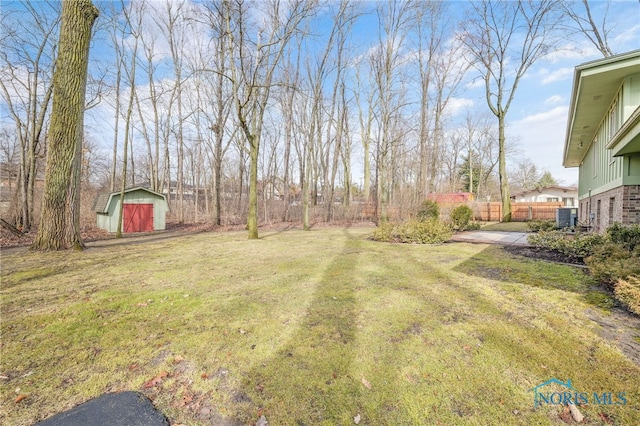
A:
[93, 187, 170, 233]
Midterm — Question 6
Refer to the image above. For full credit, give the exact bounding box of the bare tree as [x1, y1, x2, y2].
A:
[0, 1, 60, 231]
[560, 0, 615, 57]
[370, 0, 414, 222]
[153, 0, 191, 223]
[31, 0, 99, 250]
[461, 0, 560, 221]
[222, 0, 314, 239]
[115, 1, 143, 239]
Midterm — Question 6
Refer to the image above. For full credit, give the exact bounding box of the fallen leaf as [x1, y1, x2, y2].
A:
[598, 412, 613, 424]
[137, 302, 148, 307]
[180, 393, 193, 407]
[201, 373, 209, 379]
[354, 413, 361, 424]
[15, 394, 28, 403]
[174, 355, 185, 364]
[361, 377, 372, 389]
[558, 405, 572, 423]
[143, 371, 168, 389]
[463, 345, 471, 351]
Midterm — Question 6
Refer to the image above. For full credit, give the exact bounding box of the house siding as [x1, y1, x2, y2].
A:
[578, 74, 640, 199]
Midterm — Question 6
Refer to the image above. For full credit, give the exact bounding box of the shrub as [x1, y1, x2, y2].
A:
[606, 223, 640, 251]
[372, 221, 395, 242]
[527, 230, 565, 252]
[614, 276, 640, 316]
[450, 205, 474, 231]
[527, 230, 605, 258]
[465, 222, 482, 231]
[372, 218, 452, 244]
[417, 200, 439, 221]
[527, 219, 556, 232]
[585, 243, 640, 287]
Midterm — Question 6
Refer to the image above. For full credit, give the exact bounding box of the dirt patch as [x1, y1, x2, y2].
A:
[502, 244, 585, 266]
[586, 308, 640, 367]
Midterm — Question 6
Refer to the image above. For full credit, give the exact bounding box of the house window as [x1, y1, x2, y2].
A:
[609, 197, 615, 225]
[546, 197, 559, 202]
[563, 197, 574, 207]
[596, 199, 601, 229]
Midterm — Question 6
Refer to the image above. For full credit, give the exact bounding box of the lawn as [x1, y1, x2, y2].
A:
[1, 227, 639, 425]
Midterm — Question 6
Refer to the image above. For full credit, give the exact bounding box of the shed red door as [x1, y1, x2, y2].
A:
[123, 204, 154, 233]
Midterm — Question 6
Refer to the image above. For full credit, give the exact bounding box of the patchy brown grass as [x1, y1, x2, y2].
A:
[1, 227, 639, 425]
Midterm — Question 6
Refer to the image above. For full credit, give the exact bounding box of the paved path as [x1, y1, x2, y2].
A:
[450, 230, 529, 245]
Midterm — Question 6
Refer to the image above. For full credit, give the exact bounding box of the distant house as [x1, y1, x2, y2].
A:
[563, 50, 640, 231]
[93, 187, 170, 233]
[512, 186, 578, 207]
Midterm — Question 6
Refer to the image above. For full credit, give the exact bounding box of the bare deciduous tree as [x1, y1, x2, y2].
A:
[222, 0, 314, 239]
[560, 0, 615, 57]
[0, 1, 60, 231]
[461, 0, 560, 221]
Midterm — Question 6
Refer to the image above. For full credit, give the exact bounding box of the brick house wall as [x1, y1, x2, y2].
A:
[623, 185, 640, 225]
[579, 185, 640, 232]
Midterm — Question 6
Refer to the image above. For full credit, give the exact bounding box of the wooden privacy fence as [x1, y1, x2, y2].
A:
[361, 201, 564, 222]
[470, 202, 563, 222]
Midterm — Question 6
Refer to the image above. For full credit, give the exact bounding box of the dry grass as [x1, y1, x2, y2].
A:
[1, 227, 639, 425]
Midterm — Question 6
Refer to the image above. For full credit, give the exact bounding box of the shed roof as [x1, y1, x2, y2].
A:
[93, 187, 169, 213]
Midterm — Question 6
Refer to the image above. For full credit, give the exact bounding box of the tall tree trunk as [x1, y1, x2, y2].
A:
[64, 113, 85, 250]
[31, 0, 98, 250]
[498, 115, 511, 221]
[247, 134, 259, 239]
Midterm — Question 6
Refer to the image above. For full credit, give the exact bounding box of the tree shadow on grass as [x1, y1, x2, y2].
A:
[236, 228, 364, 424]
[453, 244, 618, 313]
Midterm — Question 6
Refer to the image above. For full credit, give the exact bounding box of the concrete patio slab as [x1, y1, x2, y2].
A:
[450, 231, 530, 245]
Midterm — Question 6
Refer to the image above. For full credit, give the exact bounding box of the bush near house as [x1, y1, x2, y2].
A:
[527, 230, 605, 258]
[585, 243, 640, 287]
[614, 276, 640, 316]
[606, 222, 640, 251]
[527, 219, 556, 232]
[527, 224, 640, 315]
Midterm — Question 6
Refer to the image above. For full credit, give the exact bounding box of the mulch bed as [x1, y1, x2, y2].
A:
[502, 244, 585, 266]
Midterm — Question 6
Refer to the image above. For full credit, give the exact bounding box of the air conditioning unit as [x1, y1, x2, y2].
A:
[556, 207, 578, 229]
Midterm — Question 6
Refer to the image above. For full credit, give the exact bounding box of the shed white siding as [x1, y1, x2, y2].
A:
[95, 188, 169, 233]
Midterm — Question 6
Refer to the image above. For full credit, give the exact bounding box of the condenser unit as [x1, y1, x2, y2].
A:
[556, 208, 578, 229]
